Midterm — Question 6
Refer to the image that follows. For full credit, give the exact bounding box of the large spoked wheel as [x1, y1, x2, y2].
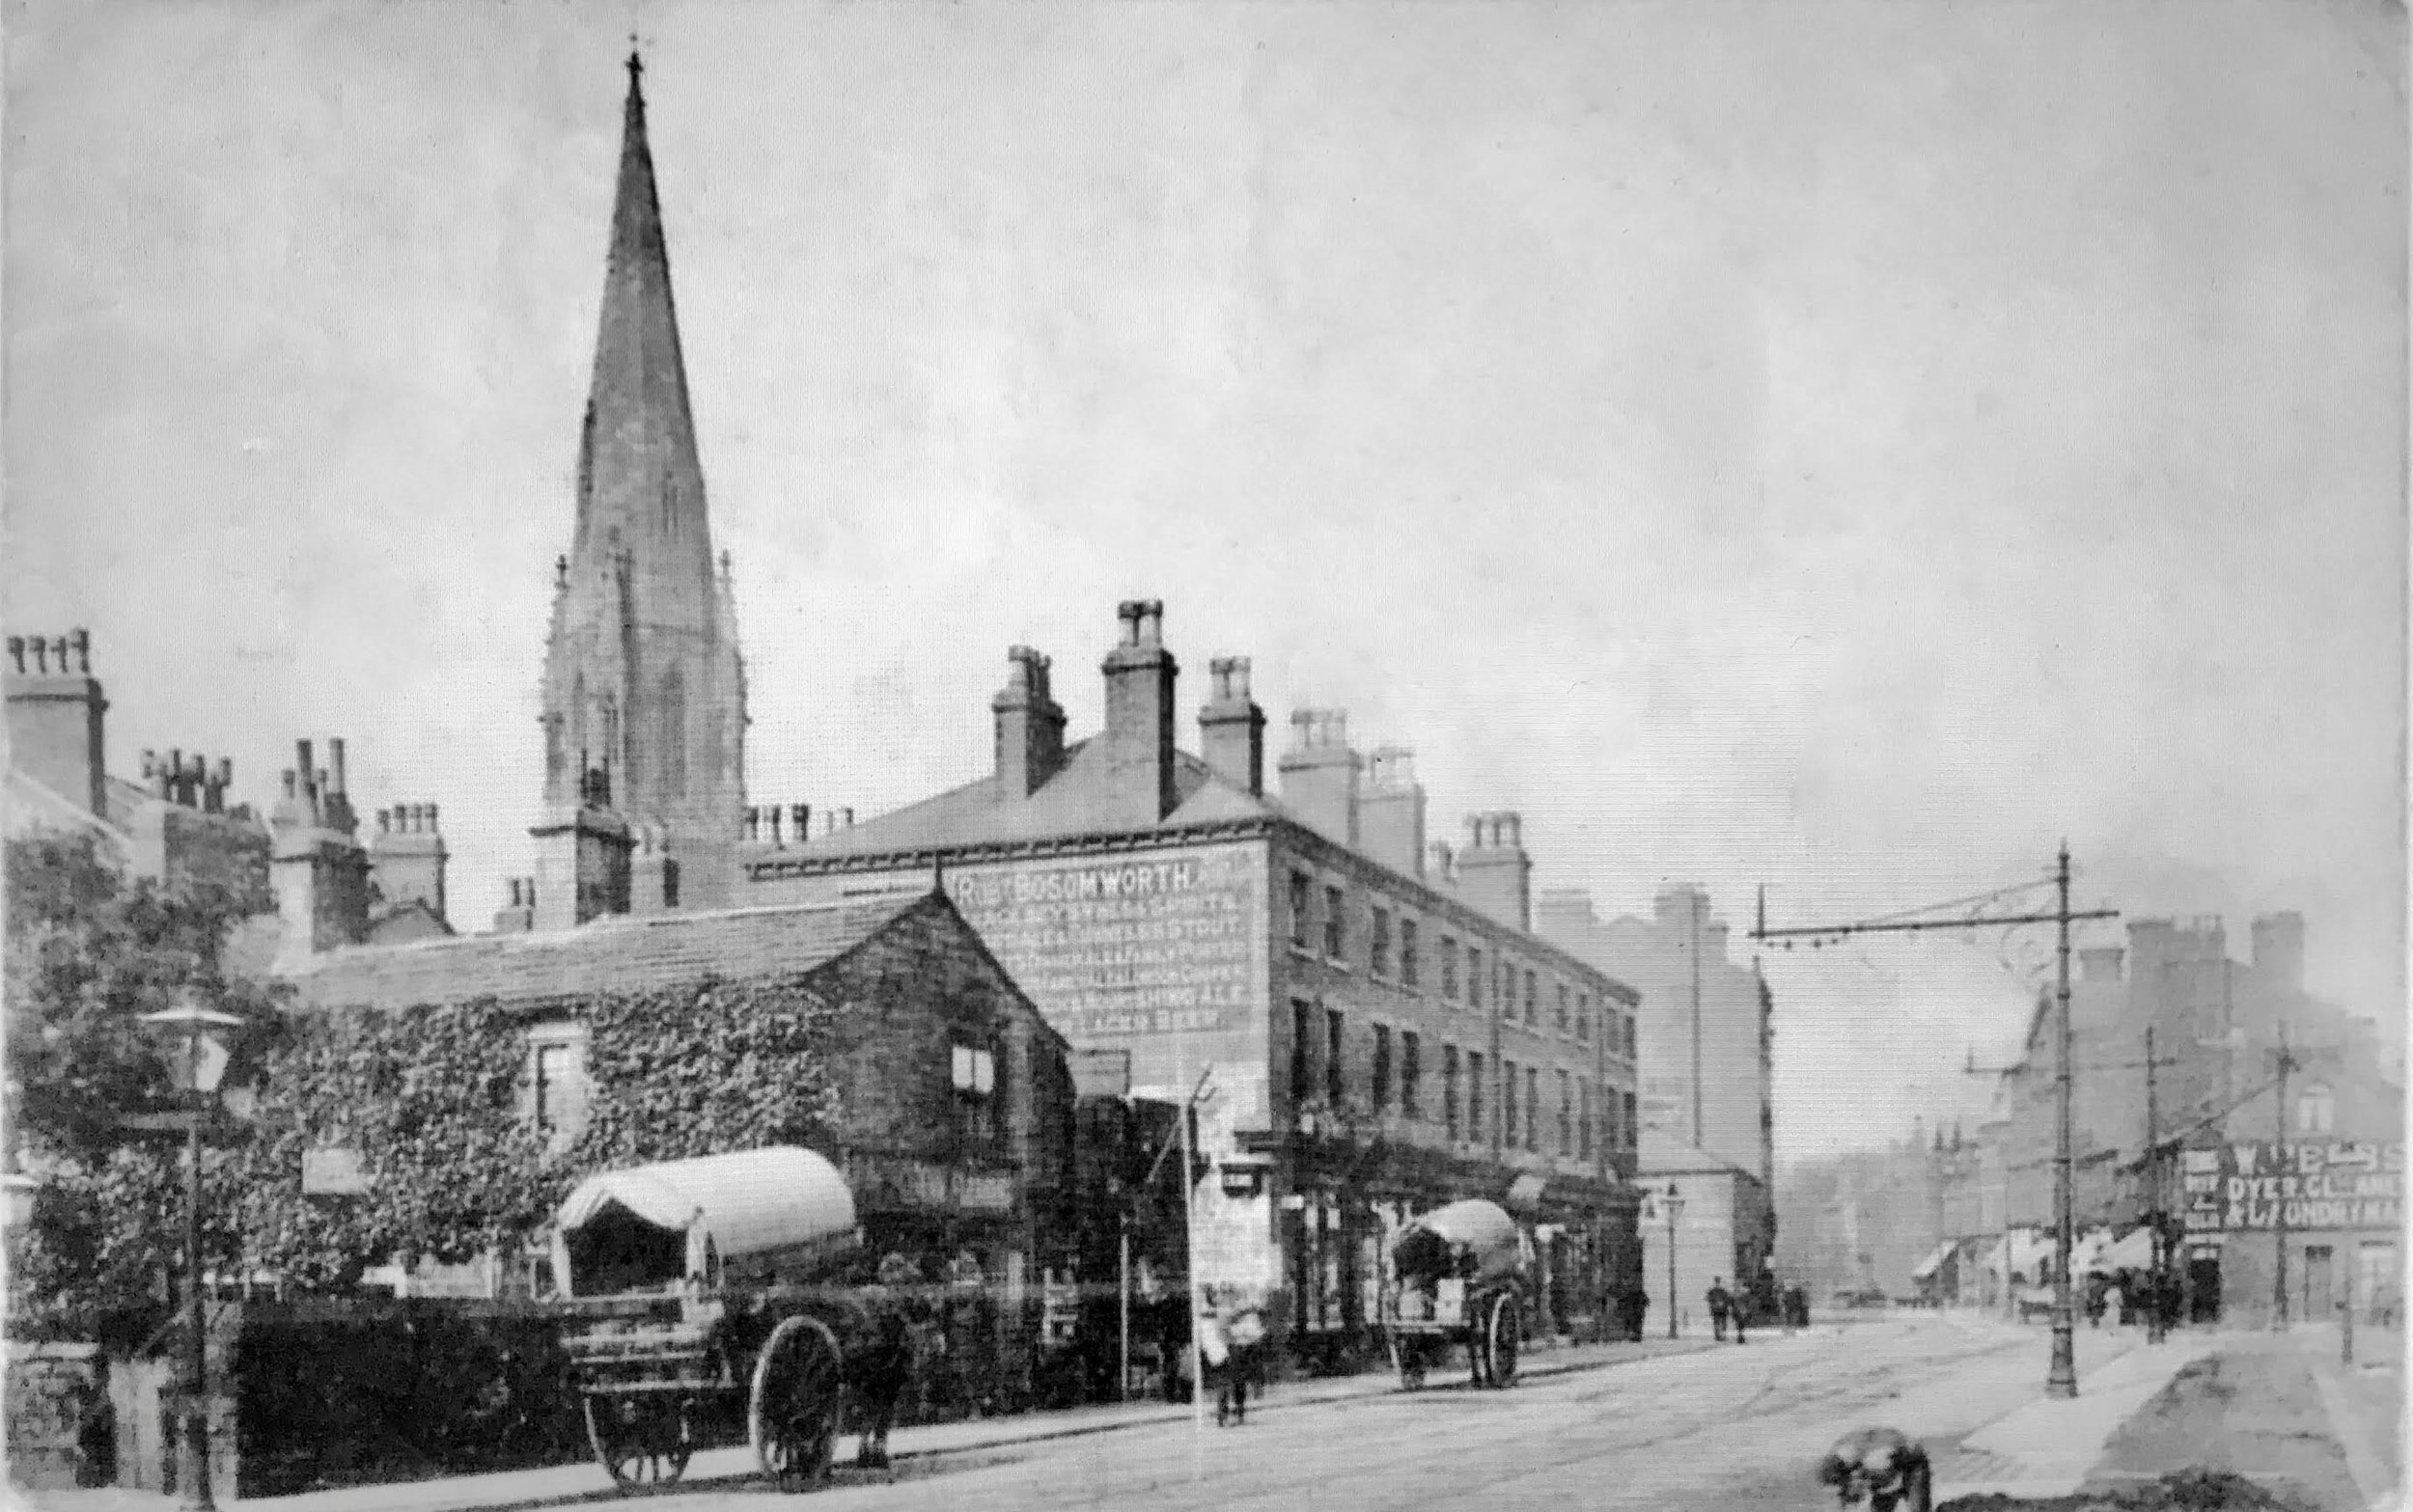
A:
[1389, 1328, 1428, 1391]
[583, 1393, 694, 1493]
[751, 1315, 846, 1491]
[1484, 1296, 1522, 1389]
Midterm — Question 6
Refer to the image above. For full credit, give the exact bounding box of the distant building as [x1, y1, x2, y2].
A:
[1637, 1128, 1773, 1332]
[1539, 887, 1777, 1284]
[735, 601, 1646, 1364]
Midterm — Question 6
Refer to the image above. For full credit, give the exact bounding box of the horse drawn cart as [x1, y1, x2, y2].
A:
[1379, 1199, 1535, 1390]
[550, 1146, 916, 1494]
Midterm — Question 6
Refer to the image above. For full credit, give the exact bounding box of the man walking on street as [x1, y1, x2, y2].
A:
[1708, 1278, 1731, 1342]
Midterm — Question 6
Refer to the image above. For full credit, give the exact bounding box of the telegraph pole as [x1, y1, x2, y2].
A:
[1691, 892, 1705, 1148]
[1757, 847, 2116, 1399]
[2273, 1025, 2293, 1331]
[2145, 1027, 2162, 1344]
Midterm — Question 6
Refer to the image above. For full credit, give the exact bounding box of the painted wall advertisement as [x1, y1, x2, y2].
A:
[2182, 1140, 2403, 1234]
[947, 844, 1263, 1042]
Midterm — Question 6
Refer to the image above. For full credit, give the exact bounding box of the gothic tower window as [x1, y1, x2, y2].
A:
[658, 669, 686, 796]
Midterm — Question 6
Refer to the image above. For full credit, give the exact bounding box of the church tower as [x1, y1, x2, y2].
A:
[538, 52, 747, 913]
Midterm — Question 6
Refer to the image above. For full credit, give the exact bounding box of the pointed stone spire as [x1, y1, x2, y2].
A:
[539, 52, 748, 914]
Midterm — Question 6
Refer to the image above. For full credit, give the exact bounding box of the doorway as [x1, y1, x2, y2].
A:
[2303, 1245, 2335, 1323]
[2186, 1251, 2222, 1324]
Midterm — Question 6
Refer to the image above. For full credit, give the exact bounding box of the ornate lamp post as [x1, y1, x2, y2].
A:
[1661, 1181, 1685, 1339]
[141, 996, 245, 1512]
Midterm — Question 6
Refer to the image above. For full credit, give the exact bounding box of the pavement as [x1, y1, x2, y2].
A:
[17, 1332, 1725, 1512]
[1929, 1326, 2218, 1500]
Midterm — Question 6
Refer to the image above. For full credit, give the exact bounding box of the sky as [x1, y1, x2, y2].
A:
[6, 0, 2404, 1158]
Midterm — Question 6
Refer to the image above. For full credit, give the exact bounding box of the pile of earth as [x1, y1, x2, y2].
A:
[1940, 1468, 2320, 1512]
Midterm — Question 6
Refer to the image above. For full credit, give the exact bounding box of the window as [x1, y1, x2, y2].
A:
[1324, 886, 1345, 960]
[1579, 1081, 1594, 1161]
[1373, 1025, 1394, 1112]
[1467, 948, 1483, 1009]
[1442, 1045, 1460, 1139]
[1623, 1089, 1638, 1149]
[1525, 1067, 1540, 1151]
[952, 1041, 999, 1143]
[1468, 1052, 1485, 1141]
[1576, 993, 1591, 1043]
[2297, 1083, 2337, 1135]
[1524, 970, 1539, 1026]
[1326, 1008, 1345, 1106]
[1290, 999, 1316, 1106]
[1290, 871, 1313, 951]
[1556, 984, 1570, 1035]
[1503, 1058, 1518, 1146]
[528, 1024, 591, 1150]
[1401, 1031, 1422, 1118]
[1401, 921, 1421, 990]
[1440, 938, 1458, 1000]
[1371, 906, 1393, 979]
[1558, 1070, 1573, 1156]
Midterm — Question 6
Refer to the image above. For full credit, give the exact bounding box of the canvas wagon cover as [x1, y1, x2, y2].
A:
[555, 1146, 857, 1266]
[1392, 1199, 1528, 1287]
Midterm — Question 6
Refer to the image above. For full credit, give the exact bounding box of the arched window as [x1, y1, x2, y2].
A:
[657, 670, 686, 796]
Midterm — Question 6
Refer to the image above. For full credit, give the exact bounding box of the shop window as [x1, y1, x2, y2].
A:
[1439, 936, 1457, 1000]
[1290, 998, 1316, 1107]
[1326, 1008, 1346, 1107]
[1401, 920, 1421, 990]
[1401, 1031, 1422, 1118]
[1324, 886, 1345, 961]
[1442, 1044, 1461, 1139]
[1290, 870, 1314, 951]
[1373, 1024, 1394, 1112]
[1371, 907, 1393, 979]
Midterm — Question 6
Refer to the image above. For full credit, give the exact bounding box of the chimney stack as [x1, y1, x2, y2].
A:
[2250, 912, 2306, 996]
[530, 758, 634, 932]
[1358, 746, 1427, 878]
[1198, 656, 1267, 797]
[270, 734, 374, 969]
[1098, 600, 1179, 825]
[370, 797, 450, 922]
[1278, 708, 1361, 847]
[1456, 811, 1532, 932]
[491, 876, 538, 935]
[994, 646, 1068, 798]
[3, 627, 108, 815]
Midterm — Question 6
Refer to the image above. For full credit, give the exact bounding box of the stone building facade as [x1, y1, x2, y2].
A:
[729, 600, 1646, 1365]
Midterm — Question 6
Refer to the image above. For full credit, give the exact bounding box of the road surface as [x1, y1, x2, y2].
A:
[643, 1313, 2110, 1512]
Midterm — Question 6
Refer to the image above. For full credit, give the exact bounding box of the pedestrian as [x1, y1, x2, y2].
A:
[2084, 1274, 2105, 1329]
[853, 1253, 924, 1471]
[1218, 1289, 1267, 1425]
[2104, 1279, 2125, 1330]
[1707, 1278, 1731, 1342]
[1195, 1286, 1235, 1425]
[1732, 1287, 1749, 1345]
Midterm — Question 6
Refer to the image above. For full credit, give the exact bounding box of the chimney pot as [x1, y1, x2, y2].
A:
[29, 638, 47, 674]
[295, 740, 315, 787]
[769, 807, 785, 847]
[214, 757, 232, 787]
[69, 628, 90, 674]
[790, 803, 810, 840]
[5, 636, 21, 674]
[281, 769, 297, 798]
[141, 749, 156, 780]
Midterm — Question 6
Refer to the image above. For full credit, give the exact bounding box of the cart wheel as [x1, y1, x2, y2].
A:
[751, 1315, 846, 1490]
[583, 1394, 694, 1493]
[1389, 1330, 1427, 1391]
[1485, 1296, 1521, 1388]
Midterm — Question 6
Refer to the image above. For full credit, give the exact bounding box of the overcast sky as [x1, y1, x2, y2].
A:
[7, 0, 2403, 1157]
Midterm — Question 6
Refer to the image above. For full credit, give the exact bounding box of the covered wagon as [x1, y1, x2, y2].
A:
[551, 1146, 913, 1493]
[1379, 1198, 1536, 1389]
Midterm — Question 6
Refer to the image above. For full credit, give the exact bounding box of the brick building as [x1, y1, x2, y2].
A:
[722, 600, 1646, 1365]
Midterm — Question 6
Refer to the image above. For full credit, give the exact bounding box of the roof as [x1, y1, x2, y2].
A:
[4, 769, 129, 850]
[288, 892, 933, 1009]
[1909, 1241, 1955, 1281]
[1638, 1125, 1760, 1181]
[788, 738, 1273, 860]
[556, 1146, 856, 1263]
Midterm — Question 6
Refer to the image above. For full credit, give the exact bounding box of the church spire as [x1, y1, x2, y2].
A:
[539, 53, 748, 916]
[572, 45, 712, 582]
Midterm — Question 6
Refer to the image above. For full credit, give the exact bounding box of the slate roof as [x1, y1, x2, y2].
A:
[3, 769, 127, 849]
[783, 738, 1280, 861]
[287, 892, 934, 1011]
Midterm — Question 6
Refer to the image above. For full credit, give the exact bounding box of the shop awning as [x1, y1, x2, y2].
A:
[2103, 1226, 2156, 1270]
[1910, 1242, 1955, 1282]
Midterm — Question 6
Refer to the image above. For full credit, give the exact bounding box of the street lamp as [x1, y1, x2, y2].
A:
[141, 996, 245, 1512]
[1661, 1181, 1684, 1340]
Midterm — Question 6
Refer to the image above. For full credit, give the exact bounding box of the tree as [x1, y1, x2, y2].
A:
[4, 829, 287, 1333]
